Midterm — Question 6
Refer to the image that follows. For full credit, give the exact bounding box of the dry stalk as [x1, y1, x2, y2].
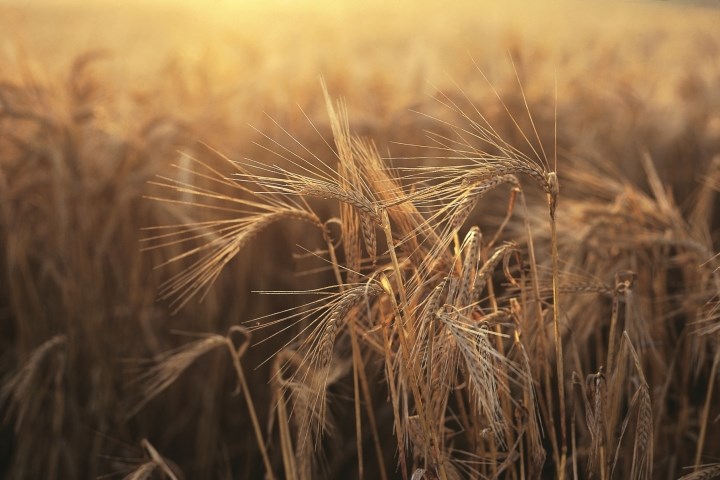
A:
[694, 350, 720, 471]
[270, 351, 298, 480]
[547, 170, 567, 478]
[519, 186, 561, 471]
[225, 326, 275, 480]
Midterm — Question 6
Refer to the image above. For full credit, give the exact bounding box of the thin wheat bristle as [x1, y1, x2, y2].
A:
[121, 462, 157, 480]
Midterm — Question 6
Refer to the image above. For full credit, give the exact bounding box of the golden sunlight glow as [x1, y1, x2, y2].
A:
[2, 0, 720, 478]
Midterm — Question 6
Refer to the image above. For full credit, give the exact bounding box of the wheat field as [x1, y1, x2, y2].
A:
[1, 0, 719, 479]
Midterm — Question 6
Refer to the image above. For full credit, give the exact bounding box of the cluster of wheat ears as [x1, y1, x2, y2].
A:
[94, 71, 718, 480]
[0, 42, 718, 480]
[1, 2, 719, 477]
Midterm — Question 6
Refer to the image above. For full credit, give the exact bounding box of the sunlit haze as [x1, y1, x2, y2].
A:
[2, 0, 720, 478]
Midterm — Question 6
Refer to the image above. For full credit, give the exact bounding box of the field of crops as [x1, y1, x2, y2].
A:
[1, 1, 719, 478]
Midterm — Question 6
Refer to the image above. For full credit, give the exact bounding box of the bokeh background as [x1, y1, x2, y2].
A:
[1, 0, 719, 478]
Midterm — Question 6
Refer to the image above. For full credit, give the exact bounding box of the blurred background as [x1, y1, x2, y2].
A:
[1, 0, 719, 478]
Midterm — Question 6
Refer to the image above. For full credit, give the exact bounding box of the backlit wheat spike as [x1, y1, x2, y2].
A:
[0, 335, 66, 432]
[584, 368, 606, 475]
[339, 171, 364, 284]
[360, 211, 378, 268]
[416, 278, 449, 347]
[456, 226, 481, 308]
[632, 384, 652, 480]
[466, 161, 546, 192]
[413, 101, 552, 195]
[339, 193, 363, 284]
[471, 242, 518, 304]
[679, 464, 720, 480]
[316, 282, 384, 370]
[395, 170, 517, 275]
[129, 335, 227, 417]
[514, 334, 546, 475]
[559, 282, 614, 296]
[156, 209, 323, 312]
[689, 156, 720, 242]
[276, 348, 348, 478]
[145, 154, 327, 310]
[449, 174, 519, 232]
[444, 277, 460, 310]
[528, 277, 615, 299]
[424, 279, 449, 322]
[324, 87, 379, 279]
[616, 332, 653, 480]
[415, 277, 450, 412]
[437, 307, 510, 446]
[299, 183, 381, 225]
[243, 159, 382, 227]
[353, 136, 444, 273]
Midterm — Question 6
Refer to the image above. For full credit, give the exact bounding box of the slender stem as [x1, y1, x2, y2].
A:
[571, 394, 578, 480]
[550, 203, 567, 479]
[607, 289, 621, 374]
[272, 360, 297, 480]
[350, 323, 388, 480]
[520, 190, 560, 470]
[694, 350, 720, 470]
[382, 318, 409, 480]
[322, 224, 345, 289]
[351, 330, 364, 480]
[227, 341, 275, 480]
